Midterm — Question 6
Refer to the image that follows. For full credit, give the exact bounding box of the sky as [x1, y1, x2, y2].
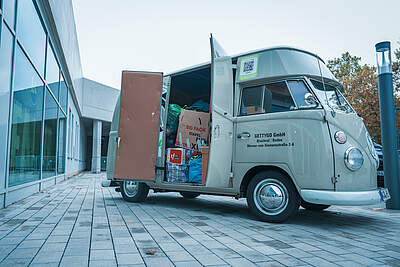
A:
[72, 0, 400, 89]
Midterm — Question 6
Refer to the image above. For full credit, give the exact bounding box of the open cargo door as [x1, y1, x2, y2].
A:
[114, 71, 163, 181]
[206, 35, 234, 188]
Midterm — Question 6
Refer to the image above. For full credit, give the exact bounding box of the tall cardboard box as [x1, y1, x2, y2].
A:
[201, 146, 209, 184]
[175, 110, 210, 151]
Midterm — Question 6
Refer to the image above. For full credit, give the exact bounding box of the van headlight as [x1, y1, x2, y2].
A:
[344, 147, 364, 171]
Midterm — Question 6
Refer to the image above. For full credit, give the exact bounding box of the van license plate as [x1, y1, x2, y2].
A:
[379, 188, 391, 202]
[377, 170, 384, 176]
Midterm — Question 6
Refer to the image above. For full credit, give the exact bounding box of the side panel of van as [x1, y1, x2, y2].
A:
[235, 110, 334, 190]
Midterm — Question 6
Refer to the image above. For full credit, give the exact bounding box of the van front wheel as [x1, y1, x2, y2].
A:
[120, 180, 149, 202]
[246, 171, 300, 223]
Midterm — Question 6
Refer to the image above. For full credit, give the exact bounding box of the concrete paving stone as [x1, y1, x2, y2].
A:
[0, 236, 25, 245]
[18, 239, 46, 248]
[341, 253, 384, 265]
[91, 240, 114, 250]
[0, 257, 32, 266]
[64, 245, 90, 256]
[90, 249, 116, 261]
[89, 260, 118, 267]
[31, 250, 64, 264]
[301, 256, 340, 267]
[157, 242, 183, 252]
[193, 253, 226, 266]
[224, 257, 258, 266]
[279, 247, 313, 258]
[30, 262, 60, 267]
[173, 260, 203, 267]
[254, 261, 285, 266]
[59, 255, 89, 267]
[210, 247, 242, 259]
[40, 241, 67, 252]
[335, 260, 366, 267]
[6, 247, 40, 259]
[114, 243, 139, 254]
[165, 250, 195, 262]
[143, 256, 174, 267]
[46, 234, 70, 243]
[270, 254, 308, 266]
[116, 253, 144, 265]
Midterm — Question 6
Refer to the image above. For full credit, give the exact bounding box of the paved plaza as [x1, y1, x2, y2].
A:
[0, 172, 399, 267]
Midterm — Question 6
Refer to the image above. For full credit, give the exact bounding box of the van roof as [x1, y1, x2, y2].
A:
[165, 46, 325, 76]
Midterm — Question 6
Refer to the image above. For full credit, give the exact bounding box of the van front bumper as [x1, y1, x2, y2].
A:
[300, 189, 389, 206]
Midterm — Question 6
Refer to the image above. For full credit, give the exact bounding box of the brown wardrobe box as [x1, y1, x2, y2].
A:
[201, 146, 210, 184]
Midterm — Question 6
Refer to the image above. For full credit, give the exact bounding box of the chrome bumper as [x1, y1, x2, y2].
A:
[300, 189, 387, 206]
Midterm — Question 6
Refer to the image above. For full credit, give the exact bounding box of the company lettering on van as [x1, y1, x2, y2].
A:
[247, 131, 295, 148]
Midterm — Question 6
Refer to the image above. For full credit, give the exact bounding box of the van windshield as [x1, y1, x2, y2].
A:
[310, 80, 354, 113]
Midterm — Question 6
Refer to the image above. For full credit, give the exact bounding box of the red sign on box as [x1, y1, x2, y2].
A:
[167, 148, 186, 165]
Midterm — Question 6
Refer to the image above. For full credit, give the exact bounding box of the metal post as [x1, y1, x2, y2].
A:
[376, 41, 400, 209]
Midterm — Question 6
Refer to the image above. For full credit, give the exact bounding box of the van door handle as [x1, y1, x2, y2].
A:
[237, 132, 251, 139]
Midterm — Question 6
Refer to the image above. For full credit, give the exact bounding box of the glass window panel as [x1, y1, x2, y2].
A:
[9, 45, 43, 186]
[0, 25, 13, 181]
[240, 86, 264, 116]
[59, 74, 67, 112]
[287, 80, 313, 108]
[17, 0, 46, 75]
[57, 109, 66, 174]
[265, 82, 295, 113]
[42, 89, 57, 178]
[3, 0, 16, 29]
[46, 42, 59, 99]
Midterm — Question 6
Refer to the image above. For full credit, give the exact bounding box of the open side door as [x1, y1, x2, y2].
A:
[206, 35, 234, 188]
[114, 71, 163, 181]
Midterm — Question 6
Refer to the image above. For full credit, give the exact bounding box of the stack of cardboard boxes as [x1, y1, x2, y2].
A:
[166, 109, 210, 184]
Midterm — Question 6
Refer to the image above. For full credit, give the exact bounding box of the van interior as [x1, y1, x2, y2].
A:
[164, 65, 211, 184]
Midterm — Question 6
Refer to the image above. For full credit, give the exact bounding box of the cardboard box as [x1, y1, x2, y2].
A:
[167, 148, 186, 165]
[201, 146, 209, 184]
[175, 110, 210, 151]
[245, 106, 263, 114]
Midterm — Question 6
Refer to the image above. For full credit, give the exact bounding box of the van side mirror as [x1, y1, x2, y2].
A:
[304, 93, 317, 106]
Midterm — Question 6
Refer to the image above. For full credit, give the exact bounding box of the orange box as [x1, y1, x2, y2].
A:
[167, 148, 186, 165]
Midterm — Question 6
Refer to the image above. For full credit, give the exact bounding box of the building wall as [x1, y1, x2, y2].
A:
[82, 78, 120, 122]
[0, 0, 118, 208]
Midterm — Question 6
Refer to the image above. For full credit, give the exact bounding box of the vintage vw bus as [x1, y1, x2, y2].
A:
[102, 36, 390, 222]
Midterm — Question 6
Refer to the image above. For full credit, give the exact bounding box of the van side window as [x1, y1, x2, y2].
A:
[240, 86, 264, 115]
[265, 82, 295, 113]
[287, 80, 314, 108]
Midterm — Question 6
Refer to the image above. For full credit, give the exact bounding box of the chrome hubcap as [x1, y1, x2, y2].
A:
[254, 179, 288, 215]
[124, 181, 139, 197]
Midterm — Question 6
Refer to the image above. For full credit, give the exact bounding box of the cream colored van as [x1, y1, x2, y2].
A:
[102, 36, 390, 222]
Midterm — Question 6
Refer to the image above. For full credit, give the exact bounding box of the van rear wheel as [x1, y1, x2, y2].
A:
[301, 200, 330, 211]
[246, 171, 300, 223]
[120, 180, 149, 202]
[180, 192, 200, 199]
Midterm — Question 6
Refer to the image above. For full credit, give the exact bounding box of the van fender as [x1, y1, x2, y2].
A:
[237, 163, 300, 198]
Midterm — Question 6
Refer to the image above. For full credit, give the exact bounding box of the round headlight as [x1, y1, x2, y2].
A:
[335, 131, 347, 144]
[344, 147, 364, 171]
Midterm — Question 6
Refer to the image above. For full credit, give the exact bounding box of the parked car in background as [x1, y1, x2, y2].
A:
[373, 141, 384, 187]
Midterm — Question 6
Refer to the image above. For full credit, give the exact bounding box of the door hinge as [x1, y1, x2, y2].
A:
[331, 176, 338, 184]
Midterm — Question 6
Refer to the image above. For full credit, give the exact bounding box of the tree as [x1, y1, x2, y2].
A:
[327, 52, 362, 80]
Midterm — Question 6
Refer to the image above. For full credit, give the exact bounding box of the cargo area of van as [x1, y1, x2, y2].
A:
[164, 65, 212, 185]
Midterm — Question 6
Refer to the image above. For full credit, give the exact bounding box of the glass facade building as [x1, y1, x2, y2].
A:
[0, 0, 119, 208]
[1, 0, 68, 187]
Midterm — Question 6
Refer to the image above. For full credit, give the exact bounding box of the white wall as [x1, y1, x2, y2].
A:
[66, 92, 87, 176]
